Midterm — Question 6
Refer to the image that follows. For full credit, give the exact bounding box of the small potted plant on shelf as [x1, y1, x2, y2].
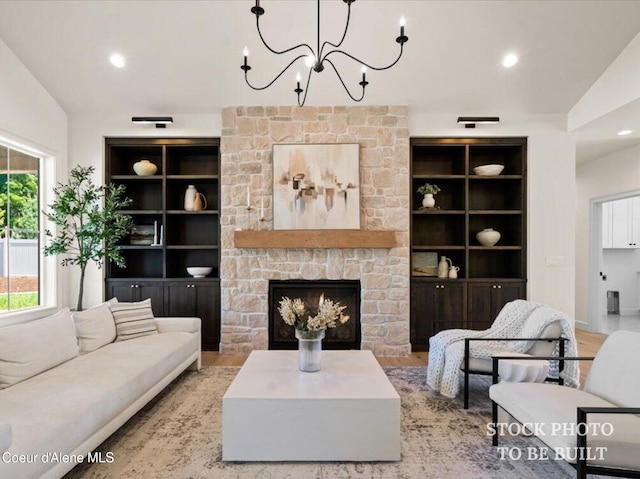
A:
[43, 165, 133, 311]
[417, 183, 441, 208]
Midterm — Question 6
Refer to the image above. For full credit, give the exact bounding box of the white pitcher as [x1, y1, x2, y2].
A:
[184, 185, 197, 211]
[448, 266, 460, 279]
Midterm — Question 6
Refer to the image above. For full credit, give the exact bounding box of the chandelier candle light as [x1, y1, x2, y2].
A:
[278, 294, 349, 372]
[241, 0, 409, 106]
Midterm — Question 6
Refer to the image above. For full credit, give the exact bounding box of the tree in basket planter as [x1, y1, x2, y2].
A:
[417, 183, 441, 208]
[43, 166, 133, 311]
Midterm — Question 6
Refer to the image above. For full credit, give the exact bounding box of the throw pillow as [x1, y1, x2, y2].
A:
[72, 298, 118, 353]
[0, 308, 79, 389]
[109, 298, 158, 341]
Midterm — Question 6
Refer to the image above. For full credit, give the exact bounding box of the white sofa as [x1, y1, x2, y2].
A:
[0, 305, 201, 479]
[489, 330, 640, 479]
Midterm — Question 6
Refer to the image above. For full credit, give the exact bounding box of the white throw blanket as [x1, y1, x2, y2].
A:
[426, 300, 580, 398]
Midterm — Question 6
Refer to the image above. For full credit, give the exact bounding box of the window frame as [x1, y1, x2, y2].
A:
[0, 132, 58, 325]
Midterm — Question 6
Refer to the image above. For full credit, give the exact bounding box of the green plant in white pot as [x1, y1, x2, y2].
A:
[417, 183, 440, 208]
[43, 165, 133, 311]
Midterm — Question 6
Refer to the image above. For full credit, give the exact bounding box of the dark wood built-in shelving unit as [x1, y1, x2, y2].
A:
[104, 137, 221, 350]
[410, 137, 527, 351]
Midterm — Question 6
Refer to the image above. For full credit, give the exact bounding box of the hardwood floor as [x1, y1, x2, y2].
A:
[202, 329, 606, 387]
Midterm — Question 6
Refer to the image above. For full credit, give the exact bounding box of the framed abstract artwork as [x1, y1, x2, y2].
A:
[272, 143, 360, 230]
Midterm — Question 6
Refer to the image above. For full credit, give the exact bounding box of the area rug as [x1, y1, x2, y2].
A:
[65, 367, 582, 479]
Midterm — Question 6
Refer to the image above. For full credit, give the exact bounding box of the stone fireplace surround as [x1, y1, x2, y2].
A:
[219, 105, 410, 356]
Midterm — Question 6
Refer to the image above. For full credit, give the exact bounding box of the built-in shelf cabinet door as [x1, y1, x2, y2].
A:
[411, 280, 464, 351]
[164, 281, 220, 350]
[107, 280, 165, 317]
[467, 281, 525, 330]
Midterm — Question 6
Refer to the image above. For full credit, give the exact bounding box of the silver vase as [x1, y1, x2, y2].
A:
[295, 329, 325, 372]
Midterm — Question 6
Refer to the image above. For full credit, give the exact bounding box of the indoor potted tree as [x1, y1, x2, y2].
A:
[43, 165, 133, 311]
[417, 183, 441, 208]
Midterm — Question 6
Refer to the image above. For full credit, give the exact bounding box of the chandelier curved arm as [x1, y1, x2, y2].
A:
[324, 59, 365, 103]
[256, 16, 315, 57]
[322, 43, 405, 72]
[297, 68, 314, 107]
[244, 54, 308, 91]
[318, 2, 352, 60]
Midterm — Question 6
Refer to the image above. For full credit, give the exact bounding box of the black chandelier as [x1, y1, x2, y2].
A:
[241, 0, 409, 107]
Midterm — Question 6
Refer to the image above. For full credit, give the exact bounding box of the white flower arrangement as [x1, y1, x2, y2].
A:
[278, 294, 349, 332]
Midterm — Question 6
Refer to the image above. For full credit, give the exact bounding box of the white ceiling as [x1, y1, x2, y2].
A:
[1, 1, 640, 161]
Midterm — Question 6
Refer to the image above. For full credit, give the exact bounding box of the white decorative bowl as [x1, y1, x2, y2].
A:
[473, 164, 504, 176]
[133, 159, 158, 176]
[186, 266, 213, 278]
[476, 228, 501, 246]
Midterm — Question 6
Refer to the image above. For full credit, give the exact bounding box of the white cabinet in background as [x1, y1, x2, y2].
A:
[603, 197, 640, 249]
[602, 201, 613, 248]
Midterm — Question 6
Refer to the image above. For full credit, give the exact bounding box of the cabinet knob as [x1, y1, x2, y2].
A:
[492, 285, 496, 289]
[130, 284, 134, 288]
[136, 284, 140, 288]
[441, 285, 445, 289]
[497, 285, 502, 289]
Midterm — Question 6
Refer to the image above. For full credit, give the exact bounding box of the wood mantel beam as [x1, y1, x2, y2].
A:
[233, 230, 399, 249]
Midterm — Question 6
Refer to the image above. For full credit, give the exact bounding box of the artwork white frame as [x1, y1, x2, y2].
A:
[272, 143, 360, 230]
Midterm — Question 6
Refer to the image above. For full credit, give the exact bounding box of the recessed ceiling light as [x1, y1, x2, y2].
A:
[618, 129, 633, 136]
[502, 53, 518, 68]
[109, 53, 125, 68]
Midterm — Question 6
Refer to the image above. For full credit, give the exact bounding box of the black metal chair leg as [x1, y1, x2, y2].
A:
[464, 339, 470, 409]
[492, 400, 499, 446]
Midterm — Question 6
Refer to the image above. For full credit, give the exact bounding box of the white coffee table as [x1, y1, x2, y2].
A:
[222, 350, 401, 461]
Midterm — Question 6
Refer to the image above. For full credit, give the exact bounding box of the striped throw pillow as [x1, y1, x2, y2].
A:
[109, 298, 158, 341]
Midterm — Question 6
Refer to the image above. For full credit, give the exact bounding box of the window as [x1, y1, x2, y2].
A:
[0, 142, 41, 312]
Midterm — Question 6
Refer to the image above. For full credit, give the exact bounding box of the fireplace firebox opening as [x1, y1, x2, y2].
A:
[268, 279, 361, 350]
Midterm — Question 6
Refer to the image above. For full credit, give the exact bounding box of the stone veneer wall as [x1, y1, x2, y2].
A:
[219, 105, 410, 356]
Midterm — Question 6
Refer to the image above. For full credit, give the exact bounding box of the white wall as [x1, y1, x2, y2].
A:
[410, 113, 577, 320]
[576, 144, 640, 329]
[67, 112, 221, 308]
[0, 37, 68, 319]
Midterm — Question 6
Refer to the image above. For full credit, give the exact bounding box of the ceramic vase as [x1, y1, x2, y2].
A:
[438, 256, 451, 278]
[422, 194, 435, 208]
[295, 329, 325, 372]
[476, 228, 501, 246]
[132, 159, 157, 176]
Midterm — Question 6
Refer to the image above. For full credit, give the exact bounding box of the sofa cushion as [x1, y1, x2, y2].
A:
[0, 308, 79, 389]
[490, 382, 640, 470]
[0, 424, 11, 455]
[0, 331, 199, 479]
[72, 299, 118, 353]
[585, 330, 640, 407]
[109, 298, 158, 341]
[527, 321, 562, 356]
